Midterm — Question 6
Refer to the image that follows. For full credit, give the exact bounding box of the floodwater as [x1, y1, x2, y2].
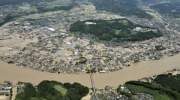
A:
[0, 96, 9, 100]
[0, 54, 180, 88]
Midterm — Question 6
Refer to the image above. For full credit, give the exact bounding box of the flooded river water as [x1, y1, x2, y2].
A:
[0, 54, 180, 88]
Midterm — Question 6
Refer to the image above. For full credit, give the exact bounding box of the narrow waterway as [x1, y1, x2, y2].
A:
[0, 54, 180, 88]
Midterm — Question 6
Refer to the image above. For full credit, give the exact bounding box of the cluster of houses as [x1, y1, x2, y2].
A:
[0, 81, 12, 100]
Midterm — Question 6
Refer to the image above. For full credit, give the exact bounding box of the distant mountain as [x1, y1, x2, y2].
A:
[89, 0, 152, 18]
[0, 0, 74, 6]
[0, 0, 37, 6]
[0, 0, 74, 26]
[151, 2, 180, 17]
[141, 0, 180, 5]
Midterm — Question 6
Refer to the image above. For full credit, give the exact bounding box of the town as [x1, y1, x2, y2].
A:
[0, 3, 180, 73]
[0, 0, 180, 100]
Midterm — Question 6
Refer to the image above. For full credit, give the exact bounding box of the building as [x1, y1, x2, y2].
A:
[0, 81, 12, 97]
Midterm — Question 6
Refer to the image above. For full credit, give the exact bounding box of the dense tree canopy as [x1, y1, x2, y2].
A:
[70, 19, 162, 42]
[15, 81, 89, 100]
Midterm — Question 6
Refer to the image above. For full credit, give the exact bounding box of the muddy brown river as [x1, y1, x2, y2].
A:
[0, 54, 180, 88]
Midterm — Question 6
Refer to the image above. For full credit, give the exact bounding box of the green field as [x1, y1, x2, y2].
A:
[125, 83, 173, 100]
[54, 85, 67, 96]
[118, 74, 180, 100]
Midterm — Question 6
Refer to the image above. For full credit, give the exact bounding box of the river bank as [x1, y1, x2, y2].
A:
[0, 54, 180, 89]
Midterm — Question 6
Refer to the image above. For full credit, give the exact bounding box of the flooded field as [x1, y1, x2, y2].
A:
[0, 54, 180, 88]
